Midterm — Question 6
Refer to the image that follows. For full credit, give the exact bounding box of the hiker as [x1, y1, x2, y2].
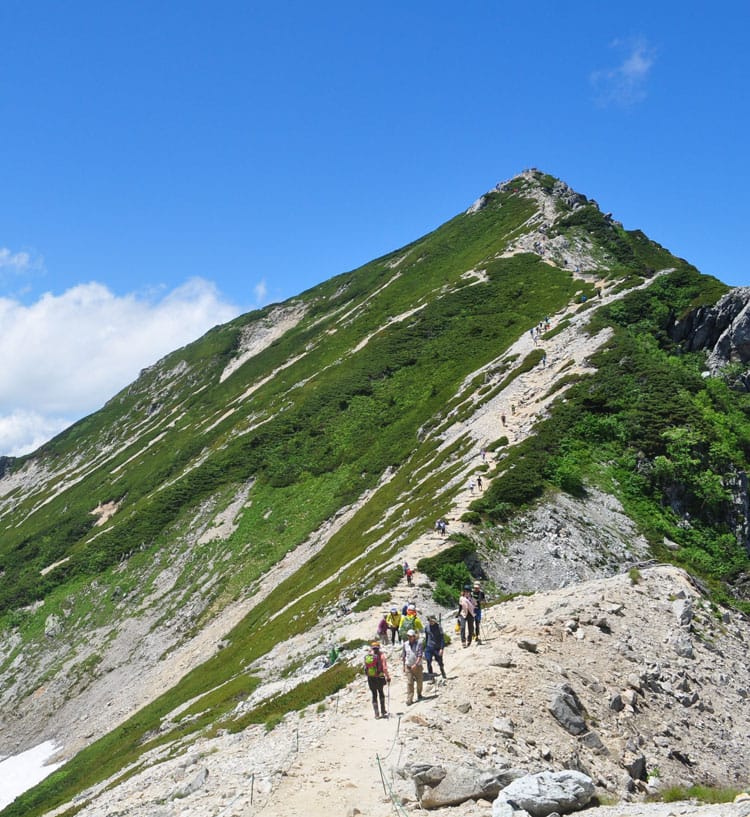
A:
[424, 614, 447, 680]
[376, 612, 389, 643]
[399, 604, 424, 641]
[385, 606, 403, 644]
[511, 403, 515, 415]
[457, 584, 476, 647]
[472, 581, 487, 643]
[405, 565, 414, 586]
[437, 518, 447, 536]
[364, 641, 390, 718]
[477, 475, 483, 491]
[501, 413, 506, 426]
[468, 478, 475, 493]
[402, 560, 410, 576]
[402, 629, 425, 705]
[480, 448, 487, 462]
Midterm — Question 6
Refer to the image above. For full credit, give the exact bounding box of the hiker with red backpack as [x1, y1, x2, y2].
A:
[364, 641, 391, 719]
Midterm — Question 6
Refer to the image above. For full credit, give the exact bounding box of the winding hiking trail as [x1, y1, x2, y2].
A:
[47, 270, 750, 817]
[390, 271, 665, 578]
[251, 272, 673, 815]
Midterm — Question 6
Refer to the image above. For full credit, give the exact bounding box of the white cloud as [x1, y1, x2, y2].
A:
[590, 38, 655, 107]
[0, 278, 240, 456]
[0, 247, 34, 271]
[0, 248, 30, 270]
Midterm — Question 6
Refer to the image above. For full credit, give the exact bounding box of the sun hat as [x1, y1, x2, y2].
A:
[371, 641, 381, 648]
[407, 629, 417, 636]
[390, 606, 398, 613]
[407, 604, 416, 611]
[428, 614, 438, 622]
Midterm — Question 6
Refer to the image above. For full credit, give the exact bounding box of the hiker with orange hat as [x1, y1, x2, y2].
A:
[364, 641, 390, 719]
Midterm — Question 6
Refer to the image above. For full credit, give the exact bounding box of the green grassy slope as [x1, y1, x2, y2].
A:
[1, 171, 746, 816]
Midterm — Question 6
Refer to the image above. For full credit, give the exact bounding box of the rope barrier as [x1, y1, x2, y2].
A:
[376, 753, 410, 817]
[379, 712, 402, 760]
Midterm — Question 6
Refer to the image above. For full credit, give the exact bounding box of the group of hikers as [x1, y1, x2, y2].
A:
[363, 581, 487, 719]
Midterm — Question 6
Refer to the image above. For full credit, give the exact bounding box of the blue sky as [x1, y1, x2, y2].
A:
[1, 1, 748, 455]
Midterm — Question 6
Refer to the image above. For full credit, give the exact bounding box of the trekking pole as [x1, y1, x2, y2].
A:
[250, 773, 254, 805]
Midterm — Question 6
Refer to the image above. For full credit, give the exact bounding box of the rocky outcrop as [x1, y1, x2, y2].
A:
[671, 286, 750, 377]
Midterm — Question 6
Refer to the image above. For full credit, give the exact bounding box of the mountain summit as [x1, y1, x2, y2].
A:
[1, 170, 748, 817]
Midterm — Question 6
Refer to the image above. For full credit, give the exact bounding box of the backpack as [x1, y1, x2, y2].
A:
[364, 652, 382, 678]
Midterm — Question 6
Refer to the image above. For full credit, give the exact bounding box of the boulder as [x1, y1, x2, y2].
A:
[672, 597, 694, 626]
[493, 716, 515, 738]
[418, 763, 524, 809]
[548, 685, 586, 735]
[671, 632, 694, 658]
[493, 770, 595, 817]
[169, 766, 209, 800]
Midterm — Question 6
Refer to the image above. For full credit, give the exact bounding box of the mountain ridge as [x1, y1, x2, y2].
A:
[1, 169, 748, 816]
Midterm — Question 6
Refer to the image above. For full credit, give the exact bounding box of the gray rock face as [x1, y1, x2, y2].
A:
[670, 632, 695, 658]
[493, 770, 595, 817]
[549, 685, 586, 735]
[671, 287, 750, 372]
[44, 614, 63, 639]
[169, 766, 209, 800]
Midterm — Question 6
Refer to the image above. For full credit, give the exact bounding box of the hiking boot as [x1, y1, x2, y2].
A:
[417, 695, 425, 701]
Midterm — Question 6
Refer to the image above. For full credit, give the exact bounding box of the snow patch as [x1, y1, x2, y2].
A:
[0, 740, 63, 809]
